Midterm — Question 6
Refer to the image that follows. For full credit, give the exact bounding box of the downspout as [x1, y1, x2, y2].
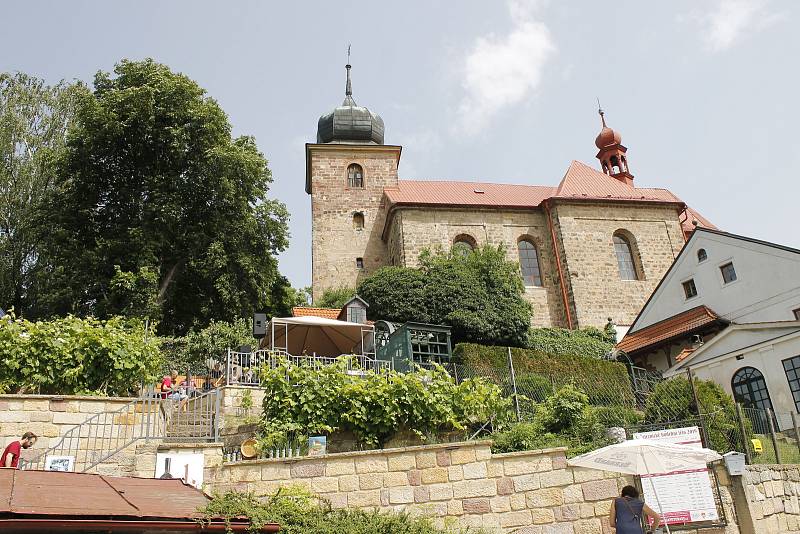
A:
[544, 200, 574, 329]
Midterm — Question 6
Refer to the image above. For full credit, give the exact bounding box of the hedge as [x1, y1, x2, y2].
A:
[453, 343, 634, 407]
[526, 326, 614, 358]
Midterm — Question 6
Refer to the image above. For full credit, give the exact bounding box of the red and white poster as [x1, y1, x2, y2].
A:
[633, 426, 719, 525]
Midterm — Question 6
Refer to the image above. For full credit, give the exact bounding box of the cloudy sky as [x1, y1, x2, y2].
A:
[3, 1, 798, 289]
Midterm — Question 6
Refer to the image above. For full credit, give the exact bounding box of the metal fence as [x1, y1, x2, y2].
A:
[226, 349, 394, 386]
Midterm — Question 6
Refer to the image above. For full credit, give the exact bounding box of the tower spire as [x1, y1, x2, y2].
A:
[597, 98, 607, 127]
[345, 44, 352, 97]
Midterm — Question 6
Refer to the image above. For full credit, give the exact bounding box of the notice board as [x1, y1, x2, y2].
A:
[632, 426, 719, 525]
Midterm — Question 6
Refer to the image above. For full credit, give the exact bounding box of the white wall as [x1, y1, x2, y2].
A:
[685, 328, 800, 430]
[631, 231, 800, 333]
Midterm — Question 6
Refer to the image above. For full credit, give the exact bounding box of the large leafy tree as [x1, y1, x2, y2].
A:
[34, 59, 290, 334]
[358, 246, 531, 346]
[0, 73, 86, 314]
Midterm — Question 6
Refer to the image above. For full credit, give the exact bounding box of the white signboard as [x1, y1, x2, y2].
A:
[45, 455, 75, 472]
[154, 453, 204, 489]
[633, 426, 718, 525]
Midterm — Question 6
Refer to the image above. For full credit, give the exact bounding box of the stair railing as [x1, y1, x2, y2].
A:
[21, 387, 222, 472]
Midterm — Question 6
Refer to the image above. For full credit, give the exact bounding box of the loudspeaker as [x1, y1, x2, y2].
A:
[253, 313, 267, 337]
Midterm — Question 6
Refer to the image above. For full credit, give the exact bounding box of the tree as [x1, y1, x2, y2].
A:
[0, 73, 86, 314]
[33, 59, 290, 334]
[315, 286, 355, 309]
[357, 246, 531, 346]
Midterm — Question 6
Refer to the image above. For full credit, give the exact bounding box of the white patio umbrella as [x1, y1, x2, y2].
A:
[568, 439, 722, 534]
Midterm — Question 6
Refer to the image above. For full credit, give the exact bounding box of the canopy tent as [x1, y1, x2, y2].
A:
[568, 439, 722, 533]
[260, 316, 374, 357]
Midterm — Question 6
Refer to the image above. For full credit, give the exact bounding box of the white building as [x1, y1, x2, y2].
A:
[617, 228, 800, 419]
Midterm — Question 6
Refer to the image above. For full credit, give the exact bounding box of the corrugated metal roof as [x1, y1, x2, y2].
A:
[0, 470, 209, 519]
[616, 306, 725, 355]
[553, 161, 683, 203]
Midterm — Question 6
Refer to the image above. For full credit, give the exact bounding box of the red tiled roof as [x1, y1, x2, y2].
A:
[384, 180, 555, 209]
[681, 206, 718, 236]
[616, 306, 725, 355]
[675, 346, 697, 363]
[292, 306, 341, 319]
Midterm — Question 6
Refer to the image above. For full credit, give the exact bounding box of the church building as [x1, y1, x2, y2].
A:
[305, 64, 714, 330]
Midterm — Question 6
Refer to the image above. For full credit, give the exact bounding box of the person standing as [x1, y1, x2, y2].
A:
[610, 485, 662, 534]
[2, 432, 37, 468]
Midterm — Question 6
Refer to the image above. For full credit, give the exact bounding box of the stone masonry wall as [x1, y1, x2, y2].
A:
[392, 208, 568, 328]
[553, 202, 685, 328]
[308, 145, 401, 302]
[0, 394, 134, 460]
[207, 440, 634, 533]
[742, 464, 800, 533]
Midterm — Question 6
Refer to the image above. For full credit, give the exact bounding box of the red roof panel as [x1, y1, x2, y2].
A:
[616, 306, 725, 355]
[291, 306, 341, 319]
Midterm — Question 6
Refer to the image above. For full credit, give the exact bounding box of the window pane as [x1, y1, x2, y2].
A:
[518, 240, 542, 286]
[697, 249, 707, 262]
[732, 366, 773, 411]
[682, 279, 697, 299]
[348, 164, 364, 188]
[613, 235, 638, 280]
[453, 238, 474, 257]
[721, 262, 737, 283]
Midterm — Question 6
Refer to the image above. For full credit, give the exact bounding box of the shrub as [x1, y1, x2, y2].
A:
[202, 488, 484, 533]
[357, 246, 531, 346]
[260, 358, 511, 448]
[0, 314, 161, 395]
[454, 343, 634, 407]
[490, 422, 566, 454]
[536, 385, 589, 434]
[526, 327, 614, 358]
[643, 376, 742, 453]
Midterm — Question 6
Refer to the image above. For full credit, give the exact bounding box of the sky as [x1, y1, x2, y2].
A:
[3, 0, 799, 289]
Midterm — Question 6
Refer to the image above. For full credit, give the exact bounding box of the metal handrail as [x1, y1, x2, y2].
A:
[21, 387, 222, 472]
[227, 349, 394, 386]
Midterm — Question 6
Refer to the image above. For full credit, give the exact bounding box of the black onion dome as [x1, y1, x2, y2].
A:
[316, 64, 385, 145]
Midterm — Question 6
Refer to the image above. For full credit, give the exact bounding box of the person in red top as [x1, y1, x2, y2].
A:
[2, 432, 37, 468]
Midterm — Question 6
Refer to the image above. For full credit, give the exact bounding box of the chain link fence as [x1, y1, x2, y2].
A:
[445, 349, 800, 465]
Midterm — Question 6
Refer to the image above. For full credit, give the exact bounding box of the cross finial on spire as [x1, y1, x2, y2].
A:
[597, 98, 607, 127]
[345, 44, 352, 97]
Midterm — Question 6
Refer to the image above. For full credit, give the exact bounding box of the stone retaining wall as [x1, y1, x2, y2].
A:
[0, 394, 135, 455]
[207, 440, 633, 533]
[742, 464, 800, 533]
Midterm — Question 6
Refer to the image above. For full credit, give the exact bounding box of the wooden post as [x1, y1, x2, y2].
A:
[507, 347, 521, 423]
[767, 408, 782, 464]
[735, 403, 752, 464]
[793, 412, 800, 459]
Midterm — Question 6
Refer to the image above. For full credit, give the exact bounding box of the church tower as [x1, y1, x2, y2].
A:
[595, 108, 634, 186]
[305, 62, 401, 302]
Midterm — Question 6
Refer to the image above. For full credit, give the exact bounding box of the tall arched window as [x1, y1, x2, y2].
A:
[452, 234, 476, 257]
[347, 163, 364, 188]
[613, 233, 639, 280]
[518, 239, 542, 287]
[732, 367, 773, 411]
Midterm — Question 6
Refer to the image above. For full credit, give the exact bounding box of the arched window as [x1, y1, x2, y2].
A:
[518, 239, 542, 287]
[697, 248, 707, 262]
[347, 163, 364, 188]
[732, 367, 773, 411]
[353, 212, 365, 230]
[452, 234, 476, 257]
[613, 233, 639, 280]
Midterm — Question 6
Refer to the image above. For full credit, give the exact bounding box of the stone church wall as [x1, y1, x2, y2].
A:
[389, 208, 568, 328]
[553, 202, 685, 328]
[308, 145, 400, 302]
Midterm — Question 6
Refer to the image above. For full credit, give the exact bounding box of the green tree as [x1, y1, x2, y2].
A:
[357, 246, 531, 345]
[0, 73, 86, 314]
[314, 286, 355, 309]
[33, 59, 290, 334]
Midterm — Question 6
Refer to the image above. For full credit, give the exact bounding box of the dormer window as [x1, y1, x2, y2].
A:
[348, 163, 364, 188]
